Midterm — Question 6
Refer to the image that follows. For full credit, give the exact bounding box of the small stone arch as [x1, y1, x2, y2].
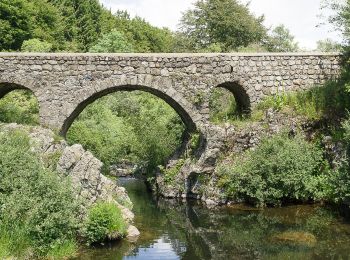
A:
[0, 82, 35, 99]
[0, 81, 41, 124]
[215, 81, 251, 115]
[60, 83, 201, 137]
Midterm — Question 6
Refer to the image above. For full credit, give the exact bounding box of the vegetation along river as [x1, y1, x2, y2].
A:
[75, 178, 350, 260]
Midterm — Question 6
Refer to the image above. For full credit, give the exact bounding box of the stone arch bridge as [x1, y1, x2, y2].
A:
[0, 52, 341, 174]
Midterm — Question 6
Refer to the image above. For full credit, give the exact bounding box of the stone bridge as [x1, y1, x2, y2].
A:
[0, 52, 341, 175]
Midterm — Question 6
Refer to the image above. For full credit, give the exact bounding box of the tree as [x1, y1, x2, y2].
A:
[114, 12, 176, 53]
[89, 29, 134, 53]
[179, 0, 266, 52]
[0, 0, 31, 51]
[322, 0, 350, 44]
[316, 38, 342, 52]
[265, 25, 299, 52]
[0, 0, 66, 51]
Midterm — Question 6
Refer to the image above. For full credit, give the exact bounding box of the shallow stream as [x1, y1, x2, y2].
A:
[76, 178, 350, 259]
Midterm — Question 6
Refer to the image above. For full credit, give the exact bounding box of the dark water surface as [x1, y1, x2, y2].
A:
[75, 178, 350, 260]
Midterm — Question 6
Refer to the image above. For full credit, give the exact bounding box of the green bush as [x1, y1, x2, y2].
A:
[328, 117, 350, 204]
[0, 89, 39, 125]
[257, 82, 350, 120]
[83, 202, 127, 244]
[89, 29, 134, 53]
[218, 133, 330, 207]
[0, 130, 79, 258]
[21, 38, 53, 52]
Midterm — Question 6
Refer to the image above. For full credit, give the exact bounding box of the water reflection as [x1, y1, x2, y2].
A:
[75, 178, 350, 260]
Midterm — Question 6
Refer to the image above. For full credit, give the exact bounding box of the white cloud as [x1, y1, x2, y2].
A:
[243, 0, 342, 50]
[100, 0, 342, 50]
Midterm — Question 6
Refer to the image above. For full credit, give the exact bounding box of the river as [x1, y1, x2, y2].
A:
[75, 178, 350, 259]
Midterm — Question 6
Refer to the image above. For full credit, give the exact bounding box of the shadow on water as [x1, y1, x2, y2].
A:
[75, 178, 350, 260]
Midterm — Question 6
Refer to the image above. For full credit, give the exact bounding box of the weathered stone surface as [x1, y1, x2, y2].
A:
[0, 52, 342, 203]
[126, 225, 141, 242]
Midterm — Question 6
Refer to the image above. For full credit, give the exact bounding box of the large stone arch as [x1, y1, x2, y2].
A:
[60, 78, 204, 137]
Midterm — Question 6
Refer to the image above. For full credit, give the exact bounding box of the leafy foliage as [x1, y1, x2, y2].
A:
[316, 38, 342, 52]
[0, 130, 79, 258]
[0, 0, 176, 52]
[256, 82, 350, 120]
[83, 202, 127, 244]
[209, 88, 239, 123]
[21, 38, 52, 52]
[0, 0, 31, 51]
[67, 92, 185, 173]
[0, 89, 39, 125]
[89, 29, 134, 53]
[265, 25, 299, 52]
[179, 0, 266, 51]
[218, 133, 329, 207]
[114, 11, 176, 53]
[327, 117, 350, 204]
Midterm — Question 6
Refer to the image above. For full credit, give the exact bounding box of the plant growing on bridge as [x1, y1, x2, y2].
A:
[159, 159, 186, 184]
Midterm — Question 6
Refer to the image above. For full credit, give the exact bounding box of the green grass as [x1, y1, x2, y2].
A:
[210, 81, 350, 129]
[46, 240, 78, 260]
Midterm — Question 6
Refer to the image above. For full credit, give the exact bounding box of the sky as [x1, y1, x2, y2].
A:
[99, 0, 342, 50]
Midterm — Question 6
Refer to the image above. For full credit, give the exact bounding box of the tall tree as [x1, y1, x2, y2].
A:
[265, 25, 299, 52]
[179, 0, 267, 52]
[316, 38, 341, 52]
[0, 0, 31, 51]
[114, 12, 175, 53]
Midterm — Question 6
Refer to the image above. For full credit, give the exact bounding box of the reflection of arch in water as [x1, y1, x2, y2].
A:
[60, 84, 200, 137]
[215, 81, 251, 115]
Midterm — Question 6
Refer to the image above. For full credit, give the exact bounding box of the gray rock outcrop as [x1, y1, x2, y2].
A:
[0, 123, 138, 238]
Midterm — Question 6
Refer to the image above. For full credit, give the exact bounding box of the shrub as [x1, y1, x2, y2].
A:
[257, 82, 350, 120]
[328, 117, 350, 204]
[218, 133, 329, 207]
[0, 130, 79, 258]
[89, 30, 134, 53]
[83, 202, 127, 244]
[0, 89, 39, 125]
[21, 38, 53, 52]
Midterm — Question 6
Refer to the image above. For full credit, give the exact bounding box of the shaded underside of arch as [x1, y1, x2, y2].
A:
[216, 82, 251, 114]
[60, 84, 197, 137]
[0, 82, 31, 99]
